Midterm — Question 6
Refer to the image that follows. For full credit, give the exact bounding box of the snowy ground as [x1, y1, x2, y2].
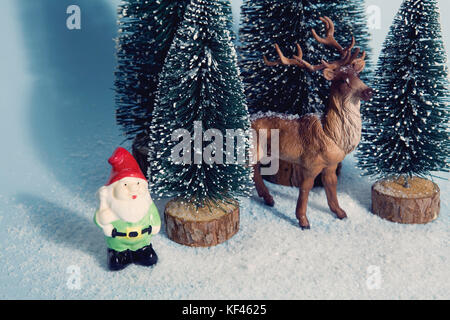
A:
[1, 152, 449, 300]
[0, 0, 448, 300]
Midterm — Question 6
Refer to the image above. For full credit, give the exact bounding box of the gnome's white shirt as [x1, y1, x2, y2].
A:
[96, 177, 159, 237]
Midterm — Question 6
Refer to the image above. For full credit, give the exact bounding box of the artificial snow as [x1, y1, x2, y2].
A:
[250, 111, 302, 121]
[1, 152, 448, 299]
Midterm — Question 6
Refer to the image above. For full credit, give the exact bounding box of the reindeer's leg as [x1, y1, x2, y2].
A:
[295, 174, 316, 230]
[321, 166, 347, 220]
[253, 163, 275, 207]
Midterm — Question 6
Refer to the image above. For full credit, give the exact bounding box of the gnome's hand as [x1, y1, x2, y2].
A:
[98, 186, 109, 205]
[152, 225, 161, 235]
[102, 224, 115, 238]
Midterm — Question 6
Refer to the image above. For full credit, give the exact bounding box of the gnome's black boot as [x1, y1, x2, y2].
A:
[108, 248, 133, 271]
[133, 244, 158, 267]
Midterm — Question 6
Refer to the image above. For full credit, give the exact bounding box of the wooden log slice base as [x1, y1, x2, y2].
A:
[262, 160, 342, 187]
[371, 177, 440, 224]
[165, 199, 240, 247]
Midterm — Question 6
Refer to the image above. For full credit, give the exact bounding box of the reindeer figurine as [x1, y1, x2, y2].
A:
[252, 17, 373, 230]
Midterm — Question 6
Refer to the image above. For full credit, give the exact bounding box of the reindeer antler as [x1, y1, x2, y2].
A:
[263, 43, 324, 71]
[264, 16, 365, 72]
[263, 44, 303, 67]
[311, 16, 355, 56]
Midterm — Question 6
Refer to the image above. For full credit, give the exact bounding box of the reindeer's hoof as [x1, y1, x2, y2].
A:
[331, 207, 347, 220]
[336, 211, 347, 220]
[298, 216, 310, 230]
[264, 196, 275, 207]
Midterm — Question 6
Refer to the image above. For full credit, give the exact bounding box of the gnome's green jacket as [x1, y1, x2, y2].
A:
[94, 202, 161, 252]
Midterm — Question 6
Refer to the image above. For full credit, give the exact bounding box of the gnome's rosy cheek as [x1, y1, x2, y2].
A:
[138, 180, 149, 194]
[112, 182, 130, 201]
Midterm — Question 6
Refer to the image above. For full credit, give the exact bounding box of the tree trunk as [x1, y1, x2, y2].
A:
[164, 199, 240, 247]
[262, 160, 342, 187]
[132, 133, 150, 179]
[371, 177, 440, 224]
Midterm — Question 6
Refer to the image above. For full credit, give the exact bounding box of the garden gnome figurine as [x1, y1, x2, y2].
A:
[94, 147, 161, 271]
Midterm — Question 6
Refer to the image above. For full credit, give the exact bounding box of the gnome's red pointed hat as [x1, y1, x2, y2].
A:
[106, 147, 146, 186]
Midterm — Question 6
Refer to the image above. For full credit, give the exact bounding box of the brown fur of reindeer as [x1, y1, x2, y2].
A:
[252, 17, 373, 230]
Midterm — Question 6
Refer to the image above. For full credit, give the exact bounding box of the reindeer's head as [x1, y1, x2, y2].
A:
[264, 16, 373, 102]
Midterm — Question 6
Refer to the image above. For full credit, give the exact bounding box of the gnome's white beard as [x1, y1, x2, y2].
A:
[107, 189, 152, 223]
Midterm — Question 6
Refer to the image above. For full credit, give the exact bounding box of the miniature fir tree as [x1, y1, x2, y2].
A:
[115, 0, 190, 141]
[239, 0, 372, 115]
[149, 0, 252, 206]
[357, 0, 449, 184]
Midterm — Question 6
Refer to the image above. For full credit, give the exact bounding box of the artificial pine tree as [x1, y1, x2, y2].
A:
[149, 0, 252, 246]
[357, 0, 448, 224]
[239, 0, 372, 115]
[115, 0, 190, 142]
